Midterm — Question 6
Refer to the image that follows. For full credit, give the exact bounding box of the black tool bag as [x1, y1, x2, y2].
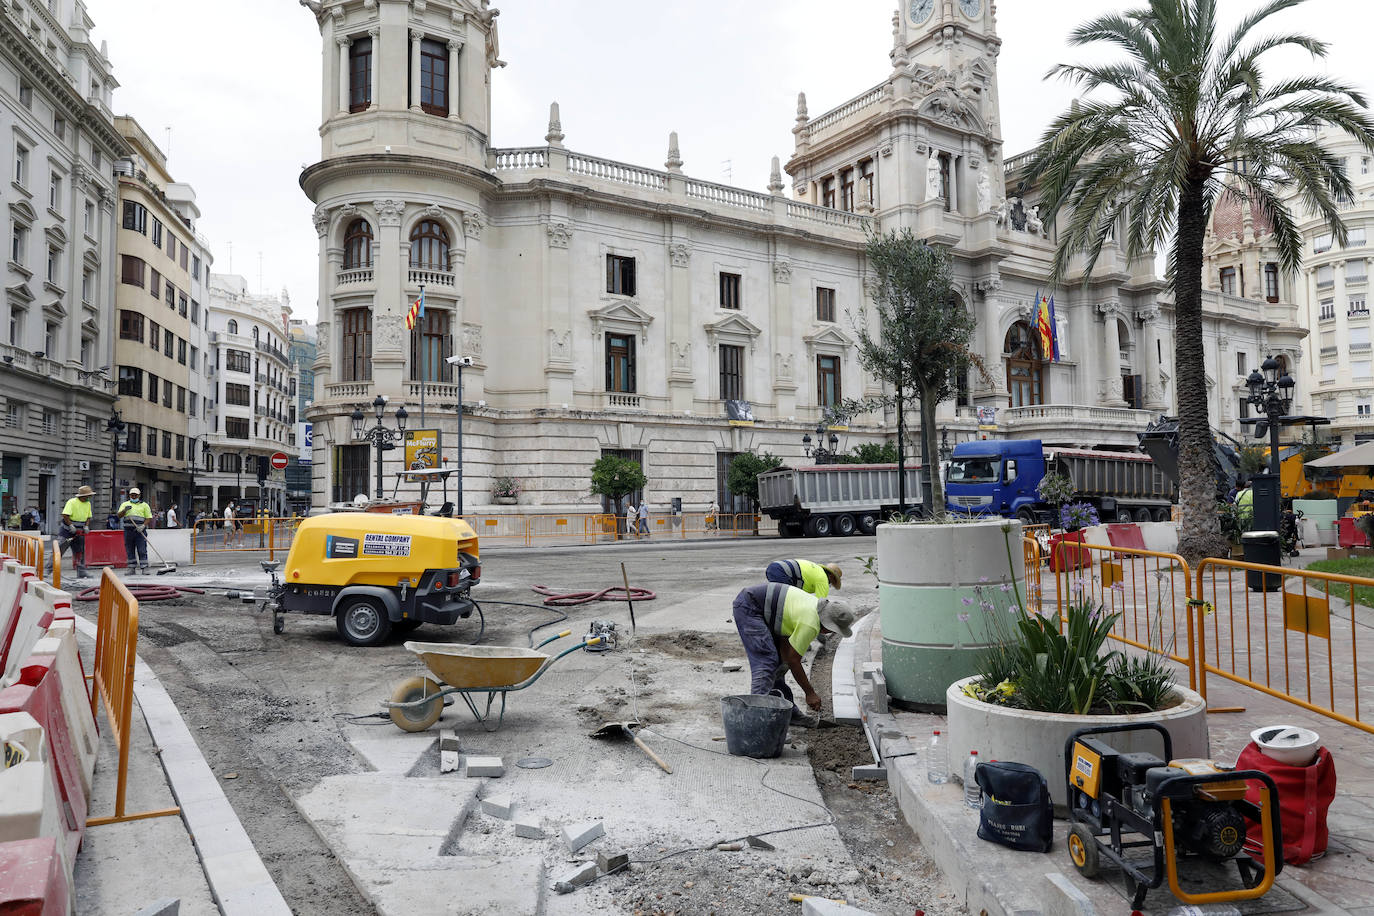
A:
[974, 760, 1054, 852]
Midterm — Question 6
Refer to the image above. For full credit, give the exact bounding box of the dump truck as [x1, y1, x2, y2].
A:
[945, 439, 1175, 524]
[757, 464, 924, 538]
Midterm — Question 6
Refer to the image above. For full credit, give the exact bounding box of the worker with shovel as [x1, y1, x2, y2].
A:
[765, 559, 842, 597]
[117, 487, 153, 574]
[731, 583, 857, 728]
[58, 485, 95, 578]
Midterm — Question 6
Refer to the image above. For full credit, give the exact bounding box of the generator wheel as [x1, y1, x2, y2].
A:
[388, 676, 443, 732]
[1068, 823, 1101, 878]
[336, 596, 392, 647]
[273, 614, 285, 635]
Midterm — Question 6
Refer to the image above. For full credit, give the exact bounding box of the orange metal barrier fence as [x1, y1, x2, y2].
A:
[1193, 557, 1374, 735]
[191, 513, 303, 562]
[1022, 536, 1042, 616]
[0, 531, 44, 572]
[87, 568, 180, 826]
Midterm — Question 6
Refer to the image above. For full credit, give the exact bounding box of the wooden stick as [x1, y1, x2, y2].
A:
[627, 728, 672, 773]
[621, 561, 636, 633]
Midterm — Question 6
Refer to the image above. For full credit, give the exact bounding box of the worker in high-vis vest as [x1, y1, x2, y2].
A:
[764, 559, 842, 597]
[731, 583, 859, 727]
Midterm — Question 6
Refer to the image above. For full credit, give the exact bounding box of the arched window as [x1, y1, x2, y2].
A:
[226, 319, 238, 335]
[409, 220, 450, 271]
[1004, 321, 1045, 408]
[343, 219, 373, 269]
[252, 326, 260, 342]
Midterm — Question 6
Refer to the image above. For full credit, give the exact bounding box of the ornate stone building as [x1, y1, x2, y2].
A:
[298, 0, 1299, 514]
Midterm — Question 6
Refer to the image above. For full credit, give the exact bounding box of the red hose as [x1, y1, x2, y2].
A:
[73, 584, 207, 602]
[530, 584, 656, 606]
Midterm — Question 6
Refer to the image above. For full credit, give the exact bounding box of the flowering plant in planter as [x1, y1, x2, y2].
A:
[1059, 501, 1099, 532]
[492, 476, 521, 499]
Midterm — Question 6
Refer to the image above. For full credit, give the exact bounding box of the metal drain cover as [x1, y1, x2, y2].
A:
[516, 756, 553, 769]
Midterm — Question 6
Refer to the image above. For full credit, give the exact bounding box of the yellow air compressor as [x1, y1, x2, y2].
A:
[264, 512, 481, 646]
[1064, 723, 1282, 910]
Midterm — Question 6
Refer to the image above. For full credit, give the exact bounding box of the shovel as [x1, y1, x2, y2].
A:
[589, 720, 672, 774]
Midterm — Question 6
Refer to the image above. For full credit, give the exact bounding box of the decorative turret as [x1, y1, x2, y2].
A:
[665, 131, 683, 173]
[545, 101, 564, 147]
[768, 156, 785, 196]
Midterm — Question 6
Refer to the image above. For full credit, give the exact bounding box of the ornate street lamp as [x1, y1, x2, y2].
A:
[801, 423, 842, 465]
[351, 396, 408, 499]
[106, 412, 126, 515]
[1245, 355, 1296, 531]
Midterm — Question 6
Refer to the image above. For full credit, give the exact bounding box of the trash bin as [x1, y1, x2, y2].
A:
[1241, 530, 1282, 592]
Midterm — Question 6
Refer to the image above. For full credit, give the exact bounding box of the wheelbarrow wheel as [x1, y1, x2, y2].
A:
[336, 596, 392, 647]
[389, 676, 444, 732]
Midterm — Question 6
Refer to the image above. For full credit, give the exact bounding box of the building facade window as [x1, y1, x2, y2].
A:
[409, 219, 450, 270]
[14, 145, 27, 186]
[420, 38, 449, 115]
[1264, 263, 1279, 302]
[719, 344, 744, 401]
[164, 328, 174, 357]
[151, 218, 162, 248]
[840, 168, 854, 212]
[225, 383, 250, 406]
[1348, 228, 1367, 248]
[225, 349, 252, 373]
[9, 223, 26, 266]
[162, 432, 172, 458]
[817, 355, 841, 408]
[225, 417, 250, 440]
[117, 366, 142, 396]
[606, 333, 635, 393]
[148, 320, 160, 351]
[816, 287, 836, 322]
[821, 177, 835, 209]
[719, 272, 741, 310]
[1236, 351, 1247, 376]
[118, 310, 144, 341]
[332, 445, 370, 504]
[410, 309, 452, 382]
[122, 201, 147, 234]
[606, 254, 636, 296]
[1004, 321, 1045, 408]
[340, 308, 372, 382]
[47, 172, 60, 211]
[122, 423, 141, 453]
[1219, 266, 1237, 295]
[149, 268, 161, 298]
[343, 219, 373, 269]
[226, 319, 237, 335]
[349, 36, 372, 111]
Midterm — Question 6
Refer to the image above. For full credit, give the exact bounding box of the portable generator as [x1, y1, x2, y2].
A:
[1064, 723, 1283, 910]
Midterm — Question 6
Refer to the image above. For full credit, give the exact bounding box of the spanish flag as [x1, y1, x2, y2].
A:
[1034, 291, 1059, 362]
[405, 286, 425, 330]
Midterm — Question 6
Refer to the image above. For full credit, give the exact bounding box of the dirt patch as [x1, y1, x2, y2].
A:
[635, 631, 739, 661]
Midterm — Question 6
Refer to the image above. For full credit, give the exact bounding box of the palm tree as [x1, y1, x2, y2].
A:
[1030, 0, 1374, 562]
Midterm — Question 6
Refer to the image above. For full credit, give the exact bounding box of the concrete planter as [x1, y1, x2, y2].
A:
[492, 495, 518, 505]
[877, 519, 1025, 709]
[944, 675, 1209, 811]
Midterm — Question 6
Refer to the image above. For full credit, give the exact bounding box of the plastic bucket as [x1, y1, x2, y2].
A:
[720, 694, 792, 758]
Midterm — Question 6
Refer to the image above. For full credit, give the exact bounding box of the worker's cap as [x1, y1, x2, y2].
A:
[129, 488, 140, 496]
[817, 598, 860, 639]
[822, 563, 843, 587]
[76, 486, 95, 497]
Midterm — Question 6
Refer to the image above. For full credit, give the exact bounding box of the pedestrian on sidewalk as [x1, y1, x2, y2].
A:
[117, 487, 153, 573]
[637, 501, 650, 537]
[224, 502, 238, 547]
[58, 485, 95, 578]
[765, 559, 842, 597]
[623, 500, 637, 538]
[166, 504, 178, 529]
[730, 582, 858, 728]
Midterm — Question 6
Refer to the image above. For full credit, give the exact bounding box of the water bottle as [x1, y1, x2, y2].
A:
[1166, 907, 1242, 916]
[926, 730, 948, 784]
[963, 750, 982, 809]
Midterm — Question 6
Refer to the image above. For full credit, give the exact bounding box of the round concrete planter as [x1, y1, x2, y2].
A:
[878, 518, 1026, 708]
[493, 495, 518, 505]
[944, 675, 1209, 811]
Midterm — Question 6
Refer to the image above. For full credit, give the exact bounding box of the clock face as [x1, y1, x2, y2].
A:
[959, 0, 982, 17]
[910, 0, 935, 25]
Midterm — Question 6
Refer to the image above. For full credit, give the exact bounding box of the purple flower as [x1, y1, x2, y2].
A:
[958, 612, 970, 623]
[961, 596, 975, 606]
[999, 583, 1013, 593]
[978, 575, 990, 583]
[1110, 581, 1125, 593]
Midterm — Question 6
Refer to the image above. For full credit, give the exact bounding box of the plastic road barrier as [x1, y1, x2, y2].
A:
[1, 581, 70, 690]
[0, 836, 68, 916]
[0, 712, 75, 887]
[0, 562, 38, 684]
[28, 622, 97, 798]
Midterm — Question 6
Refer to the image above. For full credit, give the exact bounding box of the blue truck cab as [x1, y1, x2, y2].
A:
[945, 439, 1046, 522]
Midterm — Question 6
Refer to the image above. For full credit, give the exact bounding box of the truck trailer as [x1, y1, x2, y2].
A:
[758, 464, 924, 538]
[945, 439, 1175, 524]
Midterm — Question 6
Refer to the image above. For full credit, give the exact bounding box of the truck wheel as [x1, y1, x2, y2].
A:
[808, 515, 833, 538]
[858, 513, 878, 536]
[1016, 508, 1037, 527]
[1114, 509, 1133, 524]
[1134, 508, 1153, 523]
[1154, 507, 1172, 523]
[388, 676, 443, 732]
[835, 514, 856, 536]
[336, 596, 393, 647]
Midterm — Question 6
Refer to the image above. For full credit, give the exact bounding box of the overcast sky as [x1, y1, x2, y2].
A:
[87, 0, 1374, 323]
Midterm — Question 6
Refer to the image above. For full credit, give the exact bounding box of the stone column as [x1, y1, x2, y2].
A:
[336, 36, 349, 115]
[447, 39, 463, 120]
[1137, 305, 1165, 409]
[666, 235, 695, 412]
[368, 27, 380, 110]
[409, 29, 423, 111]
[370, 199, 406, 399]
[1098, 301, 1126, 406]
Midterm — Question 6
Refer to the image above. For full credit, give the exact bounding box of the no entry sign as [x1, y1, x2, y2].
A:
[270, 452, 289, 470]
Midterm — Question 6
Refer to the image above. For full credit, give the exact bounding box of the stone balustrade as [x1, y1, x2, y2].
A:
[324, 382, 371, 399]
[800, 84, 886, 138]
[406, 381, 461, 400]
[408, 268, 455, 287]
[336, 267, 373, 286]
[491, 147, 548, 170]
[568, 153, 669, 191]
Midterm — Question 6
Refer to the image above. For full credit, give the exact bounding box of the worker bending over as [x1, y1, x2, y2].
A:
[732, 583, 857, 727]
[764, 559, 842, 597]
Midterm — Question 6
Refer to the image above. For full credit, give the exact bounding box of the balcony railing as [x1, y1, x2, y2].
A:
[605, 392, 642, 409]
[408, 268, 454, 287]
[336, 267, 373, 286]
[406, 380, 459, 399]
[324, 381, 371, 399]
[1320, 307, 1336, 321]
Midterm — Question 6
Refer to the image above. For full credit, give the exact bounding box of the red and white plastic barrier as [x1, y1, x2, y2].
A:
[0, 711, 75, 893]
[27, 623, 97, 799]
[2, 581, 74, 689]
[0, 836, 68, 916]
[0, 561, 38, 680]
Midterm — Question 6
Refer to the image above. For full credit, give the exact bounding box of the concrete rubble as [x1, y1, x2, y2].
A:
[560, 820, 605, 854]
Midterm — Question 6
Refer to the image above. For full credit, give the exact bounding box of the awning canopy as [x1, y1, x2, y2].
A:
[1305, 441, 1374, 469]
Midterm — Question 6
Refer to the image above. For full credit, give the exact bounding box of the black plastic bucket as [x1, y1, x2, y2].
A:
[720, 694, 792, 758]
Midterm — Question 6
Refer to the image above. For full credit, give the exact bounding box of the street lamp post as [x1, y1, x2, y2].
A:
[801, 423, 841, 465]
[445, 356, 473, 516]
[351, 395, 408, 500]
[1245, 355, 1296, 533]
[106, 412, 126, 516]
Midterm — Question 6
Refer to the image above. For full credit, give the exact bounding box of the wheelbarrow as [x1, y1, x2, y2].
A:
[383, 630, 601, 732]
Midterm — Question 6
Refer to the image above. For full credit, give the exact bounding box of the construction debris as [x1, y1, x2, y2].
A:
[464, 756, 505, 778]
[561, 820, 605, 853]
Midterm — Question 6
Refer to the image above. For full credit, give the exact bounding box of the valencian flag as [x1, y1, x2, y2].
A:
[405, 286, 425, 330]
[1034, 291, 1060, 361]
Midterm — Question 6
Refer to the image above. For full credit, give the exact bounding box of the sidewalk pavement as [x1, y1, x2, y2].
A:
[843, 612, 1374, 916]
[70, 613, 290, 915]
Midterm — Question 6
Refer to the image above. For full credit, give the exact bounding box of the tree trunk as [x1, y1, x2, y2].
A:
[1174, 176, 1229, 564]
[613, 497, 624, 540]
[918, 383, 940, 516]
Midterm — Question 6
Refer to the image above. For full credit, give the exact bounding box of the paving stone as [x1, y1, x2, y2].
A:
[802, 898, 872, 916]
[596, 850, 629, 874]
[480, 794, 514, 820]
[439, 749, 460, 774]
[870, 671, 890, 713]
[560, 820, 604, 853]
[350, 854, 545, 915]
[851, 764, 887, 782]
[513, 814, 544, 839]
[294, 773, 479, 865]
[552, 861, 598, 893]
[438, 729, 461, 753]
[464, 756, 505, 778]
[879, 735, 916, 761]
[1041, 872, 1096, 916]
[721, 660, 743, 672]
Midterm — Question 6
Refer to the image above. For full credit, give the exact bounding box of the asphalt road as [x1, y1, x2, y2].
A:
[125, 535, 964, 915]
